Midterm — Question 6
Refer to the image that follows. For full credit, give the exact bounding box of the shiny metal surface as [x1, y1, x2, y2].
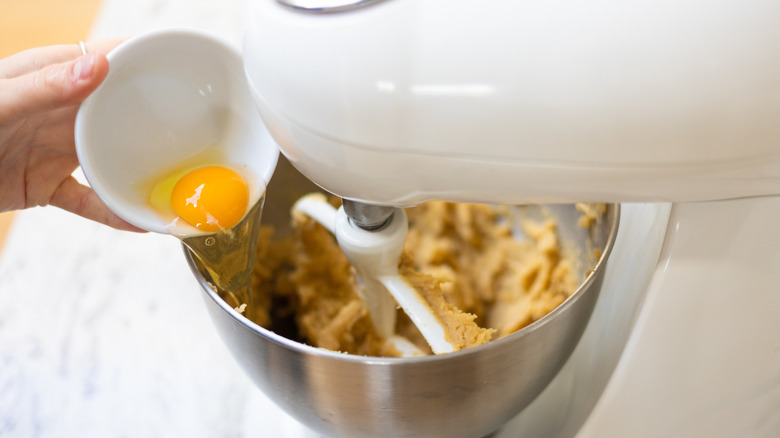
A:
[185, 157, 619, 438]
[276, 0, 385, 13]
[341, 199, 395, 230]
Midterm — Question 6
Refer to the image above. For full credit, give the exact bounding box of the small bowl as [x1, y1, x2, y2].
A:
[75, 28, 279, 234]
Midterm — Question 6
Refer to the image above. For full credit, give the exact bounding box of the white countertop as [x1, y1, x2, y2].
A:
[0, 1, 313, 436]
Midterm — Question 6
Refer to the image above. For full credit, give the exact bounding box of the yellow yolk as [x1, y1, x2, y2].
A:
[170, 166, 249, 232]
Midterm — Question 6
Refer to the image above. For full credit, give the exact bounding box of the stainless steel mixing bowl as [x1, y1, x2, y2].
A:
[185, 157, 619, 438]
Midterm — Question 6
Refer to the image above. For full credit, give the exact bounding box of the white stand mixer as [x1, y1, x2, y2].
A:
[242, 1, 780, 436]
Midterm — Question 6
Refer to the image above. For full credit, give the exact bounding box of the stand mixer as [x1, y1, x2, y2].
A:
[234, 1, 780, 436]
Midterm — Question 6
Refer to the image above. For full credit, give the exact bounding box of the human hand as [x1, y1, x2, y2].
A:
[0, 38, 144, 232]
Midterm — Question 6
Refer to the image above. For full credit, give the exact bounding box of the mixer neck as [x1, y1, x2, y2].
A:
[342, 199, 394, 231]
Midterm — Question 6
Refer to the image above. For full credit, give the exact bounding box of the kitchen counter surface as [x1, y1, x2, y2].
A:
[0, 0, 313, 436]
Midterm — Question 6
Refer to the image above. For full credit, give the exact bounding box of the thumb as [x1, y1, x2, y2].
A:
[0, 53, 109, 121]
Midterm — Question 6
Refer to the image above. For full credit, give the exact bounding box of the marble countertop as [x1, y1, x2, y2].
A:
[0, 0, 314, 436]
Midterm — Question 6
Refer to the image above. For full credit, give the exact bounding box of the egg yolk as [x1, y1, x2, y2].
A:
[171, 166, 249, 232]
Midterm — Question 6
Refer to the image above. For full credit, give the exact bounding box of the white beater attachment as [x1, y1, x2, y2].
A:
[294, 195, 455, 354]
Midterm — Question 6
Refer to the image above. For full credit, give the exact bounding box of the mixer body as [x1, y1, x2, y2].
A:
[238, 2, 780, 435]
[245, 0, 780, 206]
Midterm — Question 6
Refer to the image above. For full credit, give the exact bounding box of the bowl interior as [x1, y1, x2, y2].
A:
[193, 155, 617, 348]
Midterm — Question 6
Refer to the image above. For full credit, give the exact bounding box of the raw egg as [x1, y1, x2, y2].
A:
[145, 161, 265, 297]
[170, 166, 249, 232]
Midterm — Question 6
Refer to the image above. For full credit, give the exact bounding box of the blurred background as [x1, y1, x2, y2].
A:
[0, 0, 101, 249]
[0, 1, 310, 436]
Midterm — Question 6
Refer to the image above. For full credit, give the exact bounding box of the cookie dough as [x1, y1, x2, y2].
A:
[248, 199, 579, 357]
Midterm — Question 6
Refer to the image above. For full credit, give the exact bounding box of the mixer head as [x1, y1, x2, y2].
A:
[246, 0, 780, 206]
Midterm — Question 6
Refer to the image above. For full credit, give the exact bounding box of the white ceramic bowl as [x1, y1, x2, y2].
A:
[76, 28, 279, 234]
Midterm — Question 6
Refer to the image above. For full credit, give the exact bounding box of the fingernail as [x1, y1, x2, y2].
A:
[72, 54, 95, 81]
